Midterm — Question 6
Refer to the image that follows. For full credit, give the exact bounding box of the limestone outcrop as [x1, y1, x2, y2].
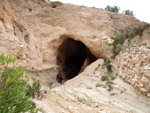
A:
[0, 0, 150, 112]
[0, 0, 142, 71]
[113, 31, 150, 97]
[32, 59, 150, 113]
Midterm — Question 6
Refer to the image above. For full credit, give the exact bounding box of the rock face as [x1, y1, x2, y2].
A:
[113, 32, 150, 97]
[0, 0, 142, 71]
[0, 0, 150, 112]
[32, 59, 150, 113]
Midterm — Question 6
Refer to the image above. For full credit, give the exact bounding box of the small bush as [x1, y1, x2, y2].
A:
[101, 75, 108, 81]
[15, 22, 26, 33]
[24, 33, 29, 39]
[0, 55, 39, 113]
[29, 8, 32, 12]
[105, 5, 120, 13]
[112, 24, 149, 56]
[26, 78, 41, 98]
[123, 10, 134, 16]
[104, 58, 112, 72]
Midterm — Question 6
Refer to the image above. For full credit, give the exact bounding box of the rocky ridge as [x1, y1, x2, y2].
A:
[0, 0, 150, 112]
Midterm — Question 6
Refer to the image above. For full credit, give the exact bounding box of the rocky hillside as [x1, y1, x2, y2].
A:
[0, 0, 150, 112]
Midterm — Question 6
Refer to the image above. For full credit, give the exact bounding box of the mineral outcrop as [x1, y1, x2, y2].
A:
[0, 0, 150, 112]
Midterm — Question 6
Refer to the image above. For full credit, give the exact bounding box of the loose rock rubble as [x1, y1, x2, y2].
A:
[0, 0, 150, 112]
[113, 37, 150, 97]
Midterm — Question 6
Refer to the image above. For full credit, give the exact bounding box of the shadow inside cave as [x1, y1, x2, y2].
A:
[57, 38, 97, 80]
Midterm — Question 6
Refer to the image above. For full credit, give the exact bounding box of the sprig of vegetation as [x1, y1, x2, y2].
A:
[123, 10, 134, 16]
[29, 8, 32, 12]
[14, 21, 26, 33]
[105, 5, 134, 17]
[99, 58, 116, 91]
[104, 58, 112, 72]
[101, 75, 108, 81]
[26, 78, 41, 98]
[0, 55, 39, 113]
[112, 24, 149, 56]
[105, 5, 120, 13]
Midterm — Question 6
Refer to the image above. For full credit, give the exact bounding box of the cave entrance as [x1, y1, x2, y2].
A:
[57, 38, 97, 80]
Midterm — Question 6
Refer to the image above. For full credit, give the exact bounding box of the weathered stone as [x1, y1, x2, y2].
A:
[139, 88, 147, 93]
[0, 0, 150, 112]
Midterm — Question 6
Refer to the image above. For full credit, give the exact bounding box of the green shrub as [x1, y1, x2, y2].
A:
[15, 22, 26, 33]
[112, 24, 149, 56]
[104, 58, 112, 72]
[101, 75, 108, 81]
[123, 10, 134, 16]
[24, 33, 29, 39]
[26, 78, 41, 98]
[29, 8, 32, 12]
[105, 5, 120, 13]
[0, 55, 38, 113]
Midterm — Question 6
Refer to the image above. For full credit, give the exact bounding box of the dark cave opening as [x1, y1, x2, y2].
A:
[57, 38, 97, 80]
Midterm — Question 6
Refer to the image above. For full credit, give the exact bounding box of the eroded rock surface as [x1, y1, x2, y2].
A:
[113, 32, 150, 97]
[0, 0, 142, 72]
[0, 0, 150, 112]
[32, 60, 150, 113]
